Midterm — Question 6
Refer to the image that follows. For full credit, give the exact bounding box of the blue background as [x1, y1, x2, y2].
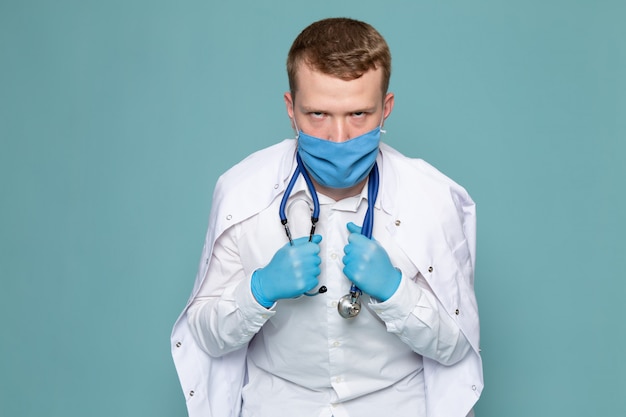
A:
[1, 1, 624, 416]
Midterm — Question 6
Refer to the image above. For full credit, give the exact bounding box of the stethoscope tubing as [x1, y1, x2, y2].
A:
[279, 153, 320, 244]
[279, 152, 380, 298]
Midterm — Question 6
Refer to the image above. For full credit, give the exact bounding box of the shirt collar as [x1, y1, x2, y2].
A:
[287, 154, 385, 213]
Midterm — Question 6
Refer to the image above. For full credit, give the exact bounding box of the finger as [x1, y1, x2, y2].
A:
[292, 235, 312, 245]
[346, 221, 362, 234]
[344, 233, 367, 255]
[292, 234, 322, 246]
[342, 263, 360, 283]
[343, 241, 350, 254]
[343, 239, 362, 257]
[305, 276, 319, 293]
[300, 264, 321, 291]
[307, 253, 322, 268]
[347, 230, 369, 246]
[310, 234, 322, 244]
[342, 252, 362, 271]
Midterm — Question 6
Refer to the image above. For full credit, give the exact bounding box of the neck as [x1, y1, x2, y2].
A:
[311, 177, 368, 201]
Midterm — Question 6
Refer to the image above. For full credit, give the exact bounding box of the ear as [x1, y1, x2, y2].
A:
[382, 92, 395, 124]
[284, 92, 295, 129]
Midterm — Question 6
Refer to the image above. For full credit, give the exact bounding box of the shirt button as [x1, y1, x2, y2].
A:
[331, 301, 338, 308]
[472, 385, 477, 391]
[395, 220, 401, 226]
[226, 214, 232, 220]
[175, 341, 182, 348]
[332, 341, 340, 347]
[330, 253, 338, 260]
[274, 184, 279, 189]
[189, 390, 195, 397]
[428, 266, 433, 273]
[455, 309, 460, 315]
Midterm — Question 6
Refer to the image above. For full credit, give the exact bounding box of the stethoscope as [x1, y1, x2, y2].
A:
[279, 152, 380, 319]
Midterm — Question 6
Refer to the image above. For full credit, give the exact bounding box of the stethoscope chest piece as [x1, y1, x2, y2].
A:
[337, 292, 362, 319]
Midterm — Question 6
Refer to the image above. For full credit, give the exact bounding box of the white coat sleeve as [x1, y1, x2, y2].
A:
[370, 272, 471, 366]
[186, 223, 275, 357]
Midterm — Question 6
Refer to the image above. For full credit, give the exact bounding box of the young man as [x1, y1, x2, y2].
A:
[172, 18, 483, 417]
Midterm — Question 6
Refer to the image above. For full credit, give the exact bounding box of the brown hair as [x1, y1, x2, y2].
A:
[287, 18, 391, 98]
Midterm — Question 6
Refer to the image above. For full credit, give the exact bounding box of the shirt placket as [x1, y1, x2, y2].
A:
[323, 195, 368, 402]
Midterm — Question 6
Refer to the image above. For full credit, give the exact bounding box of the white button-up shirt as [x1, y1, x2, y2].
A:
[187, 166, 470, 417]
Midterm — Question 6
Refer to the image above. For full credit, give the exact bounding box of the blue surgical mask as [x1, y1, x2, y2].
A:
[297, 126, 382, 189]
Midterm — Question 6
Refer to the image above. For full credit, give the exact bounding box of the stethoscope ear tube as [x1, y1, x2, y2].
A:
[361, 163, 379, 239]
[279, 153, 321, 245]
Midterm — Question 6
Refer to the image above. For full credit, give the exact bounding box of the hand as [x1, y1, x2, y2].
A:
[343, 222, 401, 301]
[251, 235, 322, 307]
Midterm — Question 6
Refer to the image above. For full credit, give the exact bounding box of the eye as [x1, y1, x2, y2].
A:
[310, 112, 325, 119]
[352, 111, 366, 118]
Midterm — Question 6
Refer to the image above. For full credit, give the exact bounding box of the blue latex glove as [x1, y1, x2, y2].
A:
[343, 222, 401, 301]
[251, 235, 322, 307]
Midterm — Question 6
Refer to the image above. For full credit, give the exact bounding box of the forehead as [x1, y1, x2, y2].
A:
[294, 64, 384, 111]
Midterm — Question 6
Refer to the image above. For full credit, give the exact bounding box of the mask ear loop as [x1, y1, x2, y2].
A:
[291, 104, 301, 139]
[379, 103, 387, 134]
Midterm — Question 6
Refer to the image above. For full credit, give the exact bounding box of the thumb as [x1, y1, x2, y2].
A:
[346, 222, 362, 234]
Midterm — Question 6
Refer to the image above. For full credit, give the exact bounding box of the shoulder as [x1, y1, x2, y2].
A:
[216, 139, 296, 189]
[208, 139, 296, 232]
[380, 142, 473, 204]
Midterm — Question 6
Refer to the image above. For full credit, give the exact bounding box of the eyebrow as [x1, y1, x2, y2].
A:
[300, 105, 378, 114]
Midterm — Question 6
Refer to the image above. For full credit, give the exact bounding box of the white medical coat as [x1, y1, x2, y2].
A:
[171, 139, 483, 417]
